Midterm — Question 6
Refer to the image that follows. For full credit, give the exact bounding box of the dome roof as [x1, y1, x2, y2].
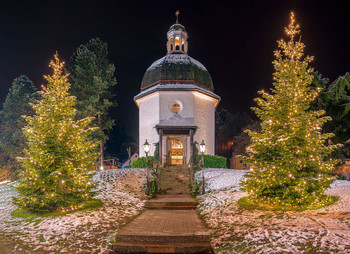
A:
[141, 53, 214, 91]
[169, 23, 186, 32]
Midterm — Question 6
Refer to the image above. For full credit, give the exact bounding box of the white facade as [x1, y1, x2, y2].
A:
[137, 90, 218, 159]
[135, 20, 220, 164]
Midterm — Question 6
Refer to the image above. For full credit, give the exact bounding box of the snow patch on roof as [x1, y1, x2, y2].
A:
[146, 54, 207, 71]
[157, 113, 195, 127]
[135, 83, 220, 100]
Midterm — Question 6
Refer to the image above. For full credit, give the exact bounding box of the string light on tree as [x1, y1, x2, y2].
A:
[241, 12, 342, 208]
[14, 53, 98, 213]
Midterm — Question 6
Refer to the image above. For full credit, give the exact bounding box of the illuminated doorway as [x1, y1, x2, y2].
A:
[165, 136, 187, 165]
[171, 138, 183, 165]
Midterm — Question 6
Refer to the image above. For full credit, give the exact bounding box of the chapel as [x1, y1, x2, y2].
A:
[134, 15, 220, 166]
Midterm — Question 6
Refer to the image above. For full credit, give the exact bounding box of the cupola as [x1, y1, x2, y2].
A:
[166, 10, 188, 54]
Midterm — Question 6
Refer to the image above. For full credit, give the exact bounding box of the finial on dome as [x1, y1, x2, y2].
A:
[175, 10, 180, 23]
[167, 12, 188, 54]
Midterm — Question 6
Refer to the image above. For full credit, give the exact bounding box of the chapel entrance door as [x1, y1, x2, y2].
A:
[166, 136, 186, 165]
[171, 138, 183, 165]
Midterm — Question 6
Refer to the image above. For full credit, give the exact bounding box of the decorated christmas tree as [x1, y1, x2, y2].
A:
[14, 54, 98, 213]
[242, 13, 341, 208]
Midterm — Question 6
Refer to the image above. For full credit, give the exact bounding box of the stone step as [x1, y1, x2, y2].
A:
[112, 241, 212, 253]
[145, 198, 197, 209]
[160, 177, 190, 179]
[114, 234, 210, 244]
[160, 177, 190, 180]
[158, 190, 191, 195]
[159, 180, 190, 184]
[157, 166, 192, 194]
[111, 199, 212, 254]
[145, 206, 196, 210]
[159, 181, 190, 187]
[159, 187, 190, 190]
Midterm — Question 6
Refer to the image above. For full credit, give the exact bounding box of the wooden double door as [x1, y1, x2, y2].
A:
[166, 136, 187, 165]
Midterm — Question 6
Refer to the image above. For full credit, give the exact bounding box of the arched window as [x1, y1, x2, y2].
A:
[175, 36, 180, 50]
[181, 38, 185, 51]
[170, 38, 174, 51]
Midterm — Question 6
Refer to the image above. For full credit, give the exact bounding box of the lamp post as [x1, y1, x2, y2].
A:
[199, 140, 206, 194]
[143, 139, 151, 195]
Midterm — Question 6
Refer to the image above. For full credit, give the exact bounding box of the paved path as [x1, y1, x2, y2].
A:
[112, 195, 212, 253]
[117, 209, 209, 236]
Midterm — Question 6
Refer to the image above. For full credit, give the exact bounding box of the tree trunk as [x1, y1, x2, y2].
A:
[98, 112, 103, 170]
[97, 93, 104, 170]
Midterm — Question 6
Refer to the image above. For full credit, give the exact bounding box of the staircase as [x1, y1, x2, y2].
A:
[112, 195, 212, 254]
[158, 166, 191, 195]
[111, 166, 213, 254]
[144, 194, 197, 210]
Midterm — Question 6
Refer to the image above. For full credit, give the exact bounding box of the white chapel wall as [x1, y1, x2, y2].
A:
[159, 91, 194, 121]
[193, 93, 216, 155]
[138, 93, 160, 157]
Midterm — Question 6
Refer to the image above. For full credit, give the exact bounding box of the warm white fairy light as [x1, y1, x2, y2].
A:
[240, 12, 341, 208]
[14, 53, 98, 213]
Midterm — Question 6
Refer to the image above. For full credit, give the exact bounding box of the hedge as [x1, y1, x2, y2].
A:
[131, 156, 155, 168]
[202, 155, 227, 168]
[131, 155, 226, 168]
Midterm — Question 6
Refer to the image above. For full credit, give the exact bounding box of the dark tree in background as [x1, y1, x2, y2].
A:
[70, 38, 117, 169]
[0, 75, 39, 178]
[232, 120, 260, 156]
[105, 121, 138, 162]
[312, 72, 350, 157]
[215, 108, 254, 160]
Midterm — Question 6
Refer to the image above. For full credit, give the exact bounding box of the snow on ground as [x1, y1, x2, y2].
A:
[197, 168, 350, 254]
[196, 168, 248, 192]
[0, 168, 147, 254]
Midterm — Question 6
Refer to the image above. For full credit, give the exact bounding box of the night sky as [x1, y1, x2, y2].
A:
[1, 0, 350, 157]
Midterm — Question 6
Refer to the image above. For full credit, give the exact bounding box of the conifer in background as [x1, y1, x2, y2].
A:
[14, 54, 97, 212]
[312, 73, 350, 157]
[0, 76, 39, 172]
[242, 13, 341, 207]
[69, 38, 117, 170]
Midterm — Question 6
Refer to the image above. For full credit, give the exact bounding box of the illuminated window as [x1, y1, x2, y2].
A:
[170, 38, 173, 51]
[175, 36, 180, 50]
[171, 102, 181, 113]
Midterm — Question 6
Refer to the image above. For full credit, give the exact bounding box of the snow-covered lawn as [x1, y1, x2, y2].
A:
[0, 168, 147, 253]
[197, 168, 350, 254]
[2, 168, 349, 253]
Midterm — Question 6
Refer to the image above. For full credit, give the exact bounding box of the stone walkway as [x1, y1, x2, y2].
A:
[112, 195, 212, 253]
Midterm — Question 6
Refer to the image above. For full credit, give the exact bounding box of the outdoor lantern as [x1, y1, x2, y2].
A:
[143, 139, 151, 155]
[199, 139, 206, 194]
[143, 139, 151, 195]
[199, 140, 206, 154]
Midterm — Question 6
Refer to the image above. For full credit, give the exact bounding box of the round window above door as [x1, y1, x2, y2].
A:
[171, 102, 181, 113]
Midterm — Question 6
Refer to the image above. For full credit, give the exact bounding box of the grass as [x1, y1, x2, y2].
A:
[238, 196, 339, 211]
[11, 198, 103, 219]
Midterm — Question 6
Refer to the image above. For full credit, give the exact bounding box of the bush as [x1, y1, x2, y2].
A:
[150, 178, 158, 194]
[202, 155, 227, 168]
[191, 179, 202, 197]
[131, 156, 155, 168]
[0, 164, 19, 182]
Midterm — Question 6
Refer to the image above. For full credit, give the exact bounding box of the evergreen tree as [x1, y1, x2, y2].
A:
[14, 54, 98, 213]
[0, 76, 39, 167]
[69, 38, 117, 169]
[242, 13, 341, 207]
[312, 73, 350, 157]
[215, 109, 253, 159]
[232, 120, 260, 156]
